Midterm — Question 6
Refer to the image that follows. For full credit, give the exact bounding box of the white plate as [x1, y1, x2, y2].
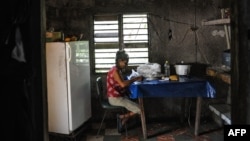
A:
[159, 77, 169, 81]
[133, 81, 141, 84]
[159, 80, 168, 82]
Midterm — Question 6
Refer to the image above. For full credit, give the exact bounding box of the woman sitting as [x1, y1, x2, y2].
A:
[106, 49, 142, 133]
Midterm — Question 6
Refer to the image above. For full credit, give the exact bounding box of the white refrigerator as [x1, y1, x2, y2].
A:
[46, 41, 91, 134]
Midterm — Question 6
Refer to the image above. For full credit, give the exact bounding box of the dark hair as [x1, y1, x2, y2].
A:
[116, 50, 129, 62]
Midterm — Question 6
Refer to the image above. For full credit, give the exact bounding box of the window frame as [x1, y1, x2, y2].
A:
[93, 13, 149, 73]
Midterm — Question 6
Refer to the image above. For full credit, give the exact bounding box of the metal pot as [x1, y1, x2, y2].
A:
[174, 63, 191, 76]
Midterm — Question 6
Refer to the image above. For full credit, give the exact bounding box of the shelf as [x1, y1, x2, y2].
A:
[206, 67, 231, 84]
[201, 18, 230, 26]
[209, 104, 231, 125]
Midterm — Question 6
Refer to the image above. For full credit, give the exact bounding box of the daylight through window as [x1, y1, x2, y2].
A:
[94, 13, 149, 73]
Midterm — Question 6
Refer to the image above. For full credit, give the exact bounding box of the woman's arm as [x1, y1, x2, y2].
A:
[113, 69, 142, 88]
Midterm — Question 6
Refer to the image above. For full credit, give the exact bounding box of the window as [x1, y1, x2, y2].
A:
[94, 13, 149, 73]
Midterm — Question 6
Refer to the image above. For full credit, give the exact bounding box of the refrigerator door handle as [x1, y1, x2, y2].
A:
[66, 42, 71, 62]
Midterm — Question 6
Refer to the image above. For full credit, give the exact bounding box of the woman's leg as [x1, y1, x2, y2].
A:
[118, 111, 137, 125]
[109, 97, 141, 125]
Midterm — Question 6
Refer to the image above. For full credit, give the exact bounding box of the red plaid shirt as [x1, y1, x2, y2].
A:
[106, 66, 127, 97]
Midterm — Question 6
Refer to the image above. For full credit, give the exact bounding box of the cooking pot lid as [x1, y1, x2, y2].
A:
[175, 61, 191, 65]
[175, 62, 191, 65]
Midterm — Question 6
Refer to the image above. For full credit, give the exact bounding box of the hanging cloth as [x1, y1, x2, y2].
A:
[11, 26, 26, 62]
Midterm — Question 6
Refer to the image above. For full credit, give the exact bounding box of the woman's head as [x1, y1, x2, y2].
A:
[115, 50, 129, 68]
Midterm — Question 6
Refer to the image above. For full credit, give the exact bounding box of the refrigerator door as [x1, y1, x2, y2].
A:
[67, 41, 91, 132]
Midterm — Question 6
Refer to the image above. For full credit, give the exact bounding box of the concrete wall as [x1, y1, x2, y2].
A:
[45, 0, 230, 121]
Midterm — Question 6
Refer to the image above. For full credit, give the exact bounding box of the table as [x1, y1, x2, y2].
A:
[129, 77, 216, 139]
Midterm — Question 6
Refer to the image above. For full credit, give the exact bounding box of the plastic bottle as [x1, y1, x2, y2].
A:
[164, 60, 170, 77]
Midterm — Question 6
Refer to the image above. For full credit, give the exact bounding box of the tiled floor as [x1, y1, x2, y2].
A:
[49, 118, 224, 141]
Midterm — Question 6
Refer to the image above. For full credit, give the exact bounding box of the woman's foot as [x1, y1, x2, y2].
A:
[119, 114, 130, 125]
[121, 116, 129, 125]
